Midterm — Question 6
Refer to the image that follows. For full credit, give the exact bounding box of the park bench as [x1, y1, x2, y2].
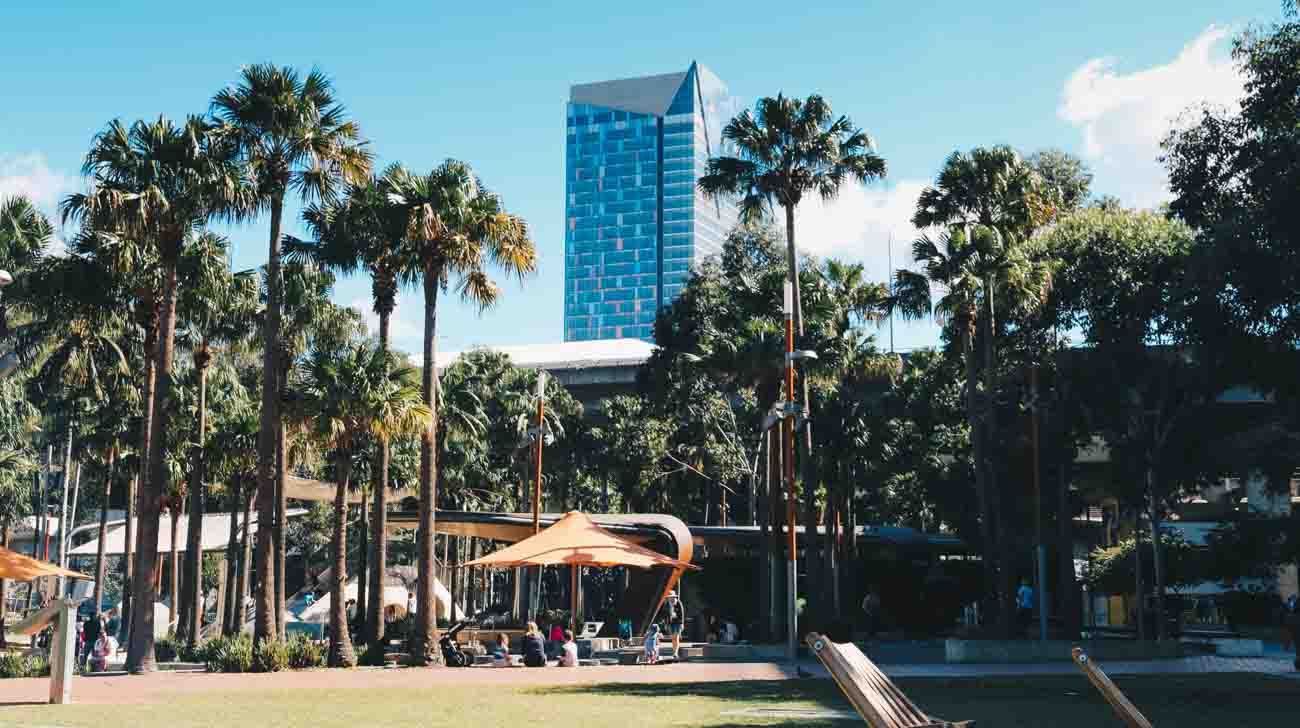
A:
[1070, 647, 1153, 728]
[806, 633, 973, 728]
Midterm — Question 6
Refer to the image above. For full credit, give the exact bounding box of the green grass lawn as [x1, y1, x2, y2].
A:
[2, 675, 1296, 728]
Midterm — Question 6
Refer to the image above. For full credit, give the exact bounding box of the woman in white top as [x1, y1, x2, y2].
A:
[560, 629, 579, 667]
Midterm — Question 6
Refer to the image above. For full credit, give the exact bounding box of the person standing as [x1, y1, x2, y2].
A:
[80, 614, 102, 670]
[861, 590, 881, 642]
[1017, 579, 1035, 633]
[664, 590, 685, 660]
[1282, 593, 1298, 653]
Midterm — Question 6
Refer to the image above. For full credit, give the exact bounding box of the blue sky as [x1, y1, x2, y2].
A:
[0, 0, 1276, 359]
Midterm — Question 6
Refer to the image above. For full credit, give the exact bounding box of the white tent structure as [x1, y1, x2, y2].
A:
[293, 572, 463, 624]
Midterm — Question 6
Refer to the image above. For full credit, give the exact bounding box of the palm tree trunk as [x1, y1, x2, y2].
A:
[415, 269, 441, 664]
[182, 351, 209, 646]
[169, 506, 180, 634]
[367, 308, 392, 650]
[275, 410, 287, 640]
[979, 309, 1014, 637]
[236, 482, 256, 634]
[254, 192, 286, 646]
[121, 474, 137, 642]
[1056, 443, 1079, 638]
[129, 254, 181, 673]
[356, 489, 368, 643]
[0, 524, 9, 647]
[94, 448, 115, 619]
[224, 473, 242, 635]
[963, 322, 997, 629]
[329, 455, 357, 667]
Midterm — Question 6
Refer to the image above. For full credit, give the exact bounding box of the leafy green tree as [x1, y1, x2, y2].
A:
[383, 160, 535, 663]
[211, 64, 371, 646]
[290, 340, 430, 667]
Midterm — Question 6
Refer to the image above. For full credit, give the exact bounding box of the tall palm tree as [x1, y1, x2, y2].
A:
[285, 174, 408, 649]
[62, 115, 248, 671]
[290, 341, 430, 667]
[698, 93, 887, 335]
[698, 96, 886, 611]
[211, 64, 371, 645]
[175, 231, 258, 646]
[384, 160, 535, 663]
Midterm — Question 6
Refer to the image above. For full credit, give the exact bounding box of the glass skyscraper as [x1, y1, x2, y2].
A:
[563, 62, 739, 342]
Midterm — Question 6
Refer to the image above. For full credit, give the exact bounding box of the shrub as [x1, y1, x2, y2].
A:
[154, 636, 180, 663]
[203, 634, 254, 673]
[0, 653, 50, 679]
[254, 639, 289, 673]
[287, 635, 325, 669]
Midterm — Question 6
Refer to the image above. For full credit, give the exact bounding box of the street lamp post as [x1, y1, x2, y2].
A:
[780, 283, 818, 661]
[1030, 366, 1048, 641]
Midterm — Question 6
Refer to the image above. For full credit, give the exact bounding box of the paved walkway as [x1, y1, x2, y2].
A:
[0, 653, 1292, 707]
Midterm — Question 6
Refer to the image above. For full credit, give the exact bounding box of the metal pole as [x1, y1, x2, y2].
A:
[783, 282, 798, 662]
[1031, 367, 1048, 641]
[532, 372, 546, 621]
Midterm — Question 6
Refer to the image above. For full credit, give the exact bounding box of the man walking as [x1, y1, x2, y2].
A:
[80, 613, 103, 671]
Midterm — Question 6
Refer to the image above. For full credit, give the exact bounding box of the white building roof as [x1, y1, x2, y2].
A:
[68, 509, 306, 557]
[436, 338, 655, 372]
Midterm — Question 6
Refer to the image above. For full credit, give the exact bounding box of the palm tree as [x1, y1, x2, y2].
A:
[894, 204, 1053, 632]
[62, 115, 248, 671]
[0, 195, 52, 339]
[175, 232, 258, 646]
[285, 174, 408, 649]
[697, 93, 886, 335]
[384, 160, 535, 663]
[698, 97, 886, 612]
[211, 64, 371, 645]
[290, 340, 430, 667]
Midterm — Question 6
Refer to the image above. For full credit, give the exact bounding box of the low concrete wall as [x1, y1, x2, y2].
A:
[1185, 638, 1263, 657]
[945, 638, 1184, 664]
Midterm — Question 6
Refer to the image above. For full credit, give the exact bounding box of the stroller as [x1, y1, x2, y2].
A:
[439, 620, 472, 667]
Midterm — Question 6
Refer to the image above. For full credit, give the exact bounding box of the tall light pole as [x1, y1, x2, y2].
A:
[781, 283, 818, 660]
[530, 370, 546, 620]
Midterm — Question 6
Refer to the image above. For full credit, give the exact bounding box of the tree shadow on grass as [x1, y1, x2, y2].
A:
[541, 678, 848, 706]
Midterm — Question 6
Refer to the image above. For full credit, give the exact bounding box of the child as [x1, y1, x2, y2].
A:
[643, 624, 661, 664]
[560, 629, 579, 667]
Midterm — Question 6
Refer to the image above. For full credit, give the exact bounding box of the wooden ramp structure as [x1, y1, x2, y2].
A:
[1071, 647, 1154, 728]
[807, 633, 973, 728]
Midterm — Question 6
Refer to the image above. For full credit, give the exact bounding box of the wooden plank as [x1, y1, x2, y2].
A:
[1071, 647, 1153, 728]
[807, 633, 969, 728]
[13, 599, 64, 636]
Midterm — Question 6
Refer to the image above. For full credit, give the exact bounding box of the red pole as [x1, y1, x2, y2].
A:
[533, 374, 545, 535]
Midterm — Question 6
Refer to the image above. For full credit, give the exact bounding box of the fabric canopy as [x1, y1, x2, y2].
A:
[0, 545, 91, 581]
[463, 511, 699, 571]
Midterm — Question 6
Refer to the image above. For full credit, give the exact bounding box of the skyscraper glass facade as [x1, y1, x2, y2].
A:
[564, 63, 739, 342]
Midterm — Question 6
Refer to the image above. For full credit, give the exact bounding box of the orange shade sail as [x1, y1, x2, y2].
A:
[0, 545, 92, 582]
[463, 511, 700, 571]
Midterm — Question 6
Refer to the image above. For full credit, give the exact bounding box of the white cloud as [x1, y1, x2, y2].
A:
[347, 294, 423, 349]
[1059, 25, 1244, 208]
[793, 180, 927, 284]
[0, 152, 74, 207]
